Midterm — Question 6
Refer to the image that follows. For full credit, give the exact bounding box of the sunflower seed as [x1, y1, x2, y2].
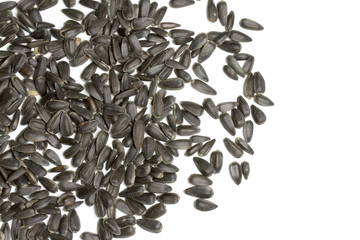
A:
[80, 232, 99, 240]
[63, 0, 76, 7]
[146, 182, 172, 193]
[198, 41, 216, 63]
[181, 110, 201, 126]
[251, 105, 267, 125]
[18, 0, 37, 12]
[213, 31, 230, 45]
[219, 113, 236, 136]
[194, 199, 217, 211]
[38, 0, 58, 11]
[176, 125, 200, 136]
[240, 18, 264, 31]
[235, 137, 254, 155]
[206, 0, 217, 22]
[254, 71, 266, 94]
[243, 56, 255, 75]
[165, 139, 191, 150]
[192, 62, 208, 82]
[44, 149, 62, 166]
[126, 198, 146, 215]
[180, 101, 204, 116]
[191, 79, 217, 95]
[254, 95, 274, 106]
[137, 218, 162, 233]
[158, 78, 184, 90]
[115, 199, 133, 215]
[48, 212, 61, 233]
[185, 186, 214, 199]
[223, 138, 243, 158]
[243, 73, 255, 98]
[174, 69, 192, 83]
[103, 218, 121, 235]
[189, 174, 213, 186]
[38, 176, 58, 193]
[142, 203, 166, 219]
[133, 120, 145, 149]
[229, 161, 242, 185]
[217, 102, 238, 113]
[231, 108, 245, 128]
[193, 157, 214, 176]
[226, 55, 245, 77]
[169, 0, 195, 8]
[69, 210, 80, 233]
[217, 1, 227, 26]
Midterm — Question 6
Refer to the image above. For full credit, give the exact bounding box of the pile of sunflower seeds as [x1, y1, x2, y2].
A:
[0, 0, 273, 238]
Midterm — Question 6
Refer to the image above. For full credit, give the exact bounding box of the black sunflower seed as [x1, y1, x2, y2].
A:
[193, 157, 214, 177]
[219, 113, 236, 136]
[191, 79, 217, 95]
[229, 161, 242, 185]
[223, 138, 243, 158]
[188, 174, 213, 186]
[142, 203, 166, 219]
[240, 18, 264, 31]
[185, 186, 214, 199]
[194, 199, 217, 211]
[251, 105, 267, 125]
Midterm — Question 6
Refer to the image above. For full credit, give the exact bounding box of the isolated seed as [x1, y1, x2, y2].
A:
[169, 0, 195, 8]
[194, 199, 218, 211]
[240, 18, 264, 31]
[243, 120, 254, 142]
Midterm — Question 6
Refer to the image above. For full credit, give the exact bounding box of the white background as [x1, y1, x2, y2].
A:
[10, 0, 360, 239]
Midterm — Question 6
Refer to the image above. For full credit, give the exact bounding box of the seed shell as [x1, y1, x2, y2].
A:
[240, 18, 264, 31]
[194, 199, 218, 211]
[229, 161, 242, 185]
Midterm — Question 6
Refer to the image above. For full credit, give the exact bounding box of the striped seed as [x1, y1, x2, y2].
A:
[229, 161, 242, 185]
[240, 18, 264, 31]
[194, 199, 217, 211]
[223, 138, 243, 158]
